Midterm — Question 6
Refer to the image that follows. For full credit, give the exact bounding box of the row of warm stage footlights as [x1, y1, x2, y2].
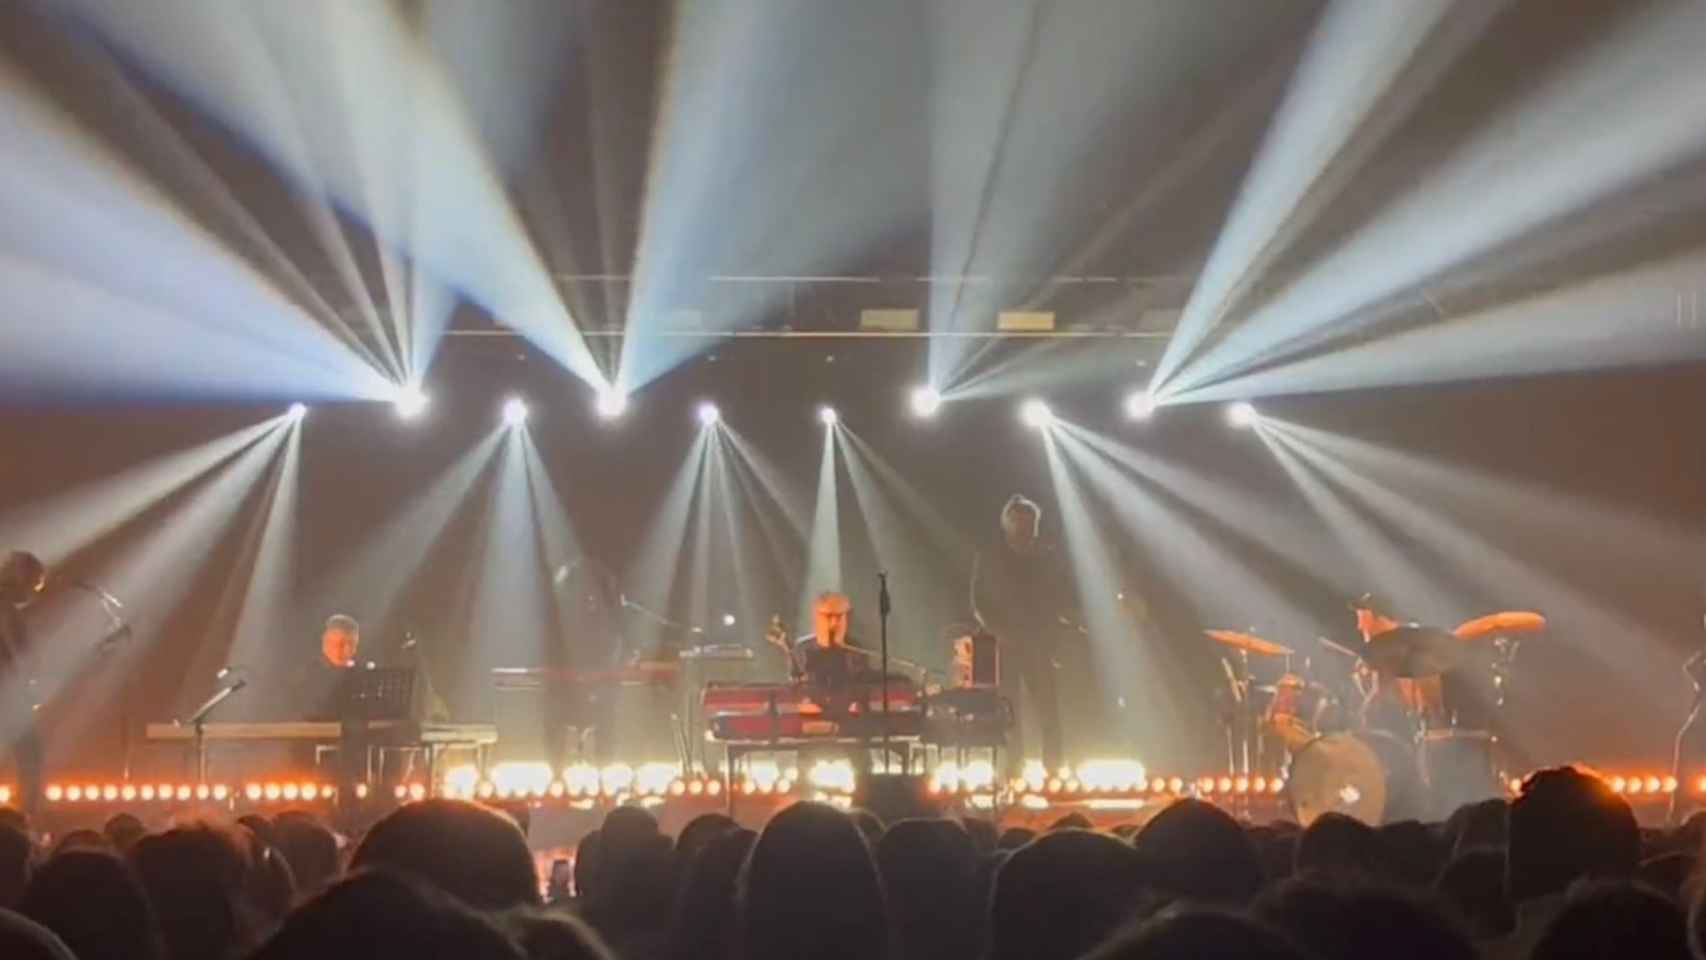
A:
[280, 386, 1263, 431]
[24, 772, 1693, 808]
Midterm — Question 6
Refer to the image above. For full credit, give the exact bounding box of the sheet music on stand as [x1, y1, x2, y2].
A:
[338, 666, 418, 724]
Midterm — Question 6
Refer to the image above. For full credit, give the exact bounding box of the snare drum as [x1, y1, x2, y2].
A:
[1287, 730, 1422, 826]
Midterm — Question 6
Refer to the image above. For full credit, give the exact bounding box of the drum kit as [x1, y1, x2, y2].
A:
[1206, 610, 1547, 825]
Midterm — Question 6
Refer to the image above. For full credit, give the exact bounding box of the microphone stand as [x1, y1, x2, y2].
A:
[878, 571, 892, 772]
[75, 581, 134, 780]
[184, 677, 246, 785]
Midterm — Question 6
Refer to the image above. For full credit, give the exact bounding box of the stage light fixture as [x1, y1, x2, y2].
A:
[1124, 390, 1155, 421]
[697, 402, 721, 426]
[502, 397, 530, 426]
[721, 612, 737, 627]
[1020, 399, 1054, 429]
[394, 385, 430, 420]
[595, 388, 628, 420]
[286, 403, 308, 422]
[1226, 401, 1259, 429]
[818, 406, 839, 427]
[909, 385, 942, 419]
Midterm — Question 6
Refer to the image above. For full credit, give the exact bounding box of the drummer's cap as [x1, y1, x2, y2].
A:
[1349, 591, 1391, 614]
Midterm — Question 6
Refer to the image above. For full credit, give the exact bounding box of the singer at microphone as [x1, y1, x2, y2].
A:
[788, 592, 871, 689]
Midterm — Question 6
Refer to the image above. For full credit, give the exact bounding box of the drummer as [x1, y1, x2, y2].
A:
[1353, 596, 1444, 737]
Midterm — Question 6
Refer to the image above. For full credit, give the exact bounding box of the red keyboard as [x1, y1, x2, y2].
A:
[701, 679, 921, 743]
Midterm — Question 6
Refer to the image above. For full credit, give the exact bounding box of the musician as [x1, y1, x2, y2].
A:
[971, 495, 1068, 771]
[310, 614, 368, 802]
[789, 592, 871, 689]
[1351, 597, 1427, 740]
[1, 551, 49, 814]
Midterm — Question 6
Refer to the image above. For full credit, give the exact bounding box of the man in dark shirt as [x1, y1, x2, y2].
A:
[1, 552, 48, 815]
[971, 496, 1070, 772]
[789, 592, 871, 689]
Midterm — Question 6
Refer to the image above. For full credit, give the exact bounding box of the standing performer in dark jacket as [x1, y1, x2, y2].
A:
[971, 496, 1071, 772]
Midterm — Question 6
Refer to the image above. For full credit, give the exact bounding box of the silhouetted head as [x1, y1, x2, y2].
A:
[1252, 878, 1476, 960]
[272, 811, 340, 898]
[0, 825, 33, 910]
[1434, 846, 1513, 940]
[877, 820, 980, 960]
[1530, 879, 1688, 960]
[50, 830, 106, 858]
[1135, 799, 1263, 906]
[960, 817, 998, 855]
[1637, 851, 1696, 904]
[1507, 768, 1638, 903]
[101, 814, 146, 853]
[502, 908, 615, 960]
[19, 849, 164, 960]
[667, 828, 755, 960]
[1294, 813, 1385, 880]
[1082, 908, 1314, 960]
[0, 909, 76, 960]
[352, 799, 538, 910]
[249, 870, 523, 960]
[674, 813, 737, 869]
[740, 802, 890, 960]
[990, 829, 1149, 960]
[130, 823, 256, 960]
[581, 807, 675, 954]
[996, 827, 1036, 851]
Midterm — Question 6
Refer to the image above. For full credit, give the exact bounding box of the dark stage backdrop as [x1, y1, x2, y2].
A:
[1, 339, 1702, 774]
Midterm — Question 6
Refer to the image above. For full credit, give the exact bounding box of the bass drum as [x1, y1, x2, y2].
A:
[1287, 730, 1423, 826]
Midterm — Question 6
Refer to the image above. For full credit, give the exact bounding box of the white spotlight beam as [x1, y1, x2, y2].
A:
[1038, 428, 1187, 766]
[1265, 418, 1688, 746]
[1051, 422, 1338, 673]
[308, 429, 508, 637]
[622, 431, 714, 650]
[2, 414, 294, 744]
[58, 0, 604, 390]
[797, 420, 843, 626]
[622, 3, 928, 393]
[1167, 2, 1706, 397]
[1164, 247, 1706, 403]
[716, 426, 812, 586]
[0, 60, 394, 402]
[0, 416, 284, 561]
[1152, 0, 1491, 391]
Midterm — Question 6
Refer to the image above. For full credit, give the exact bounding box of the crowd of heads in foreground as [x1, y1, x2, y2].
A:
[2, 766, 1705, 959]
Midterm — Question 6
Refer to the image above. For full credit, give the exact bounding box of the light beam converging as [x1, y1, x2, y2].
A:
[1162, 1, 1706, 401]
[55, 0, 606, 391]
[0, 412, 296, 747]
[307, 429, 508, 658]
[622, 431, 713, 655]
[834, 425, 975, 667]
[1035, 427, 1169, 765]
[0, 58, 394, 403]
[1151, 0, 1497, 392]
[1163, 247, 1706, 403]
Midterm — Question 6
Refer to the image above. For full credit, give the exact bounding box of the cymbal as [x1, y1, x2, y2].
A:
[1204, 629, 1293, 657]
[1316, 636, 1363, 660]
[1455, 611, 1547, 640]
[1364, 624, 1464, 678]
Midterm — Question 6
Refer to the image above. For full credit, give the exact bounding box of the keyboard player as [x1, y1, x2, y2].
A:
[782, 592, 872, 688]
